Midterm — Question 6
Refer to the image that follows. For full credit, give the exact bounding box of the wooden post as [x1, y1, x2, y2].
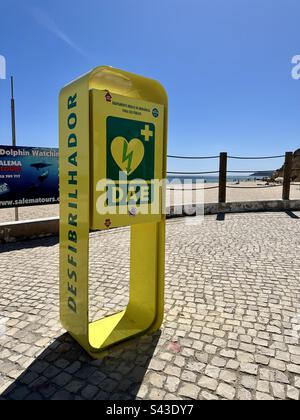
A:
[219, 152, 227, 204]
[282, 151, 293, 200]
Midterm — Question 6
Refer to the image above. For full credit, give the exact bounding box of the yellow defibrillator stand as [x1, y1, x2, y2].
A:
[59, 66, 168, 358]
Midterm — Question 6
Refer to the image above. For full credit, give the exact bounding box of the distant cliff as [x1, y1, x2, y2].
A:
[273, 149, 300, 181]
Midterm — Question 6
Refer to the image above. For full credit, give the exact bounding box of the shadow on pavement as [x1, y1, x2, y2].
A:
[0, 236, 59, 254]
[1, 331, 161, 400]
[285, 210, 299, 219]
[216, 213, 226, 222]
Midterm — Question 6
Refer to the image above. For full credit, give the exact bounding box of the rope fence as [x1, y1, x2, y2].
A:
[227, 170, 276, 174]
[167, 185, 219, 191]
[167, 171, 219, 175]
[168, 154, 286, 160]
[167, 185, 283, 191]
[168, 155, 219, 160]
[166, 151, 299, 203]
[228, 155, 285, 160]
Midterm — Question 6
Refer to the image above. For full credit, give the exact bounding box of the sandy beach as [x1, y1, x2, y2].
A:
[167, 181, 300, 206]
[0, 181, 299, 223]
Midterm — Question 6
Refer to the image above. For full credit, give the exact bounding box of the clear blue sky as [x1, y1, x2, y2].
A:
[0, 0, 300, 172]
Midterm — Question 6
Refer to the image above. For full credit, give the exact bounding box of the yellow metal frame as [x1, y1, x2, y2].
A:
[59, 66, 168, 358]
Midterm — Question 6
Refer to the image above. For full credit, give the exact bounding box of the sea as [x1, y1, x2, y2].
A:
[167, 175, 262, 184]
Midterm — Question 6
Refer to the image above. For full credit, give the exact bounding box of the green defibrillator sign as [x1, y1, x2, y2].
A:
[107, 117, 155, 179]
[91, 90, 164, 229]
[59, 66, 168, 358]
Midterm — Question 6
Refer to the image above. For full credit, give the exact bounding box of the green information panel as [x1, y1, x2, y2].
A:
[91, 89, 165, 230]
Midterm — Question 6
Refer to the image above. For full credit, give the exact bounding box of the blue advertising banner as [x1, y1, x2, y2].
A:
[0, 146, 59, 209]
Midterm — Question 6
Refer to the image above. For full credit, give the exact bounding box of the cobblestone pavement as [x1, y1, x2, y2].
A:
[0, 211, 300, 400]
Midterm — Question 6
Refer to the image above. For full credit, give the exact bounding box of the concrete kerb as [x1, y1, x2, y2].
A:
[168, 199, 300, 217]
[0, 217, 59, 243]
[0, 200, 299, 243]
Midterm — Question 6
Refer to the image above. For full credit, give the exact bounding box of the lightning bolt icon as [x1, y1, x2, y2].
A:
[122, 140, 134, 174]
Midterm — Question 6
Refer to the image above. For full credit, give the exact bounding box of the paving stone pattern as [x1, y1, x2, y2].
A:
[0, 212, 299, 400]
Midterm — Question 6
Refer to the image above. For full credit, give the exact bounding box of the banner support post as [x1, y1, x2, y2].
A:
[11, 76, 19, 221]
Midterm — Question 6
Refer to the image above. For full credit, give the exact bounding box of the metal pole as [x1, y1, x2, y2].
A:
[11, 76, 19, 221]
[11, 76, 16, 146]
